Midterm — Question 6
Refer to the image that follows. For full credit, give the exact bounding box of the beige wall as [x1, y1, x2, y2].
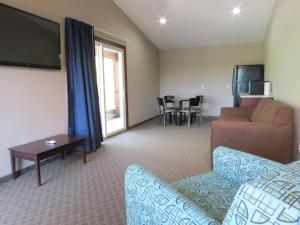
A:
[264, 0, 300, 146]
[160, 43, 264, 116]
[0, 0, 159, 178]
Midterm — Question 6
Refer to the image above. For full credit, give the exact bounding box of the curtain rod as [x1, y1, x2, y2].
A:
[93, 27, 129, 43]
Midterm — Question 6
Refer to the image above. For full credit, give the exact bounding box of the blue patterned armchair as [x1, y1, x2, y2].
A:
[125, 146, 300, 225]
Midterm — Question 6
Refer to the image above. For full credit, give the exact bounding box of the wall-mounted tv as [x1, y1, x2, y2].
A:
[0, 3, 61, 69]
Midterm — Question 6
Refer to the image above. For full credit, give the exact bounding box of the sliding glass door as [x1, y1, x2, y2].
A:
[95, 41, 127, 138]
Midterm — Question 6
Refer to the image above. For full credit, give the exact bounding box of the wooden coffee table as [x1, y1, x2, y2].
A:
[8, 134, 86, 186]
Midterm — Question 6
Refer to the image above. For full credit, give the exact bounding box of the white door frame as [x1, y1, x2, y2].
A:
[95, 39, 128, 138]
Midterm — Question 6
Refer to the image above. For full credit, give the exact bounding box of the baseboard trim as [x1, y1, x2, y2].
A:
[128, 115, 218, 130]
[129, 115, 159, 129]
[0, 114, 217, 183]
[204, 115, 220, 120]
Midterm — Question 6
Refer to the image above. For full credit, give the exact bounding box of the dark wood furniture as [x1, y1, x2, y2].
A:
[8, 134, 86, 186]
[240, 95, 273, 108]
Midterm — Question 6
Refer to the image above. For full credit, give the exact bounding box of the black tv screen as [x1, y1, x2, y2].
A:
[0, 3, 61, 69]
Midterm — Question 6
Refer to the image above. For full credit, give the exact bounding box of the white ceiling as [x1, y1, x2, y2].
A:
[113, 0, 275, 49]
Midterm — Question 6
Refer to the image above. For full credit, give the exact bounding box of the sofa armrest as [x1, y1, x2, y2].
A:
[125, 164, 219, 225]
[220, 107, 254, 118]
[211, 121, 294, 163]
[213, 146, 283, 186]
[223, 163, 298, 225]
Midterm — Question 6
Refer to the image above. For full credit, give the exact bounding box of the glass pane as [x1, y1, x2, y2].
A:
[103, 47, 125, 135]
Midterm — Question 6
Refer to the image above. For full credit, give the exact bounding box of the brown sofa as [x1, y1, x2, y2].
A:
[211, 99, 295, 163]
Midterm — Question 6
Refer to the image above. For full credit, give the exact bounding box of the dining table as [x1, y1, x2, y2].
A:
[171, 98, 194, 126]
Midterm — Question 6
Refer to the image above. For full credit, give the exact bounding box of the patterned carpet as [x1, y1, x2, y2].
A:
[0, 118, 213, 225]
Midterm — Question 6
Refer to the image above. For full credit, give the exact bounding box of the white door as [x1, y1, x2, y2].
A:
[95, 41, 126, 138]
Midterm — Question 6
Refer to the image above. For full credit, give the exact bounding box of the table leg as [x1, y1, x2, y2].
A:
[34, 157, 42, 186]
[82, 144, 86, 164]
[61, 151, 65, 159]
[180, 112, 183, 126]
[10, 152, 16, 179]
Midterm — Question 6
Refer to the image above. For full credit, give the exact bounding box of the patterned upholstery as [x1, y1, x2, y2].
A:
[125, 147, 298, 225]
[223, 161, 300, 225]
[171, 172, 239, 223]
[125, 164, 219, 225]
[213, 147, 283, 186]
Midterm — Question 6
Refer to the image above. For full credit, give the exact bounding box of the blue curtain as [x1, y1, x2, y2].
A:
[65, 17, 103, 152]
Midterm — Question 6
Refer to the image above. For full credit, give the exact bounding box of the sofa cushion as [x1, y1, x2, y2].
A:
[222, 161, 300, 225]
[171, 172, 239, 223]
[220, 107, 254, 119]
[251, 99, 293, 125]
[219, 117, 250, 122]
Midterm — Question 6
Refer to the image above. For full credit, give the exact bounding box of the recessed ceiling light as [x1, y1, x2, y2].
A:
[232, 7, 241, 15]
[159, 17, 167, 25]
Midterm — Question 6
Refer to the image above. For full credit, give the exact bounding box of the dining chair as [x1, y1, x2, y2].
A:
[163, 95, 176, 110]
[179, 98, 200, 128]
[157, 97, 177, 127]
[186, 96, 203, 110]
[195, 95, 203, 124]
[182, 96, 203, 126]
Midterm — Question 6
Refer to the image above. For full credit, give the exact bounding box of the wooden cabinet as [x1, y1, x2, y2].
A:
[240, 95, 273, 108]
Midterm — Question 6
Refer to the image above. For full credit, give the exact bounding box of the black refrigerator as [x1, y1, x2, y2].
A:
[233, 64, 264, 107]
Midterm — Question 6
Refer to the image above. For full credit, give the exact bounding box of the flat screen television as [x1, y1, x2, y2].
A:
[0, 3, 61, 69]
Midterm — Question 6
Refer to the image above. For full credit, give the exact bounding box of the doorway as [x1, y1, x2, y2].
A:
[95, 39, 127, 138]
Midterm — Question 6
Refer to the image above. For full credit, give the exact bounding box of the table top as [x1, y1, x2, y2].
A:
[8, 134, 85, 155]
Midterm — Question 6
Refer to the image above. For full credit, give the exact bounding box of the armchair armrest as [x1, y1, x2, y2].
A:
[211, 121, 294, 163]
[220, 107, 254, 118]
[213, 146, 283, 186]
[125, 164, 219, 225]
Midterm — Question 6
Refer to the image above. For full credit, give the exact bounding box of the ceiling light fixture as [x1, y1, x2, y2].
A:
[159, 17, 167, 25]
[232, 7, 241, 15]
